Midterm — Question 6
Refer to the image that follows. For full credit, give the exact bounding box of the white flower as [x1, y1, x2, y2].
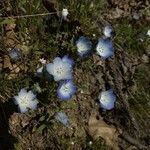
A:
[46, 56, 73, 81]
[36, 58, 46, 77]
[55, 112, 69, 126]
[62, 8, 69, 20]
[36, 66, 43, 77]
[76, 36, 92, 57]
[57, 80, 76, 100]
[147, 29, 150, 37]
[103, 25, 113, 38]
[96, 38, 114, 59]
[98, 89, 116, 110]
[14, 88, 38, 113]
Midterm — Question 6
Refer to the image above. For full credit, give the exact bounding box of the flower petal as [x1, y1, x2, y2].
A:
[96, 38, 114, 59]
[76, 36, 92, 57]
[62, 55, 74, 67]
[99, 89, 116, 110]
[46, 63, 54, 75]
[46, 56, 74, 81]
[55, 112, 69, 126]
[57, 80, 76, 100]
[103, 25, 113, 37]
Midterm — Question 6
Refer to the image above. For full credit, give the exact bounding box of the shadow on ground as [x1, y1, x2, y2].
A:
[0, 100, 17, 150]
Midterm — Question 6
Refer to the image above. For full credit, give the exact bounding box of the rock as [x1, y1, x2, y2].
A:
[88, 111, 121, 150]
[141, 54, 149, 63]
[133, 13, 140, 20]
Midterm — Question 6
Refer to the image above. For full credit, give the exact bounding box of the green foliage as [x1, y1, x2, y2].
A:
[128, 64, 150, 132]
[0, 76, 33, 101]
[115, 20, 149, 56]
[0, 18, 15, 25]
[129, 64, 150, 110]
[59, 0, 108, 36]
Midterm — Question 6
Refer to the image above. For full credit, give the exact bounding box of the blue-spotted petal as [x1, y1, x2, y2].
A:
[57, 80, 76, 100]
[103, 25, 113, 38]
[46, 56, 74, 81]
[99, 89, 116, 110]
[13, 88, 38, 113]
[76, 36, 92, 57]
[62, 55, 74, 67]
[46, 63, 54, 75]
[96, 38, 114, 59]
[55, 112, 69, 126]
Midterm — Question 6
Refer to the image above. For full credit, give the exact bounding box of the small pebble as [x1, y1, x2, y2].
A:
[133, 13, 140, 20]
[142, 54, 149, 63]
[71, 142, 74, 145]
[89, 141, 93, 145]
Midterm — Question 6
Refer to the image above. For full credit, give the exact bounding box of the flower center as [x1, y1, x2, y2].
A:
[101, 98, 109, 103]
[20, 96, 28, 106]
[101, 94, 110, 103]
[79, 43, 86, 51]
[56, 66, 64, 75]
[62, 84, 69, 93]
[98, 46, 105, 53]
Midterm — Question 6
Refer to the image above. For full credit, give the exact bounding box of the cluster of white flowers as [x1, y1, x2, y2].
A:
[75, 25, 117, 109]
[46, 55, 77, 100]
[76, 25, 114, 59]
[13, 24, 116, 115]
[12, 10, 118, 122]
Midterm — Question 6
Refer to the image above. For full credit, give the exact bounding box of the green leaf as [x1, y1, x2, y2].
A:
[39, 116, 46, 122]
[35, 0, 41, 10]
[0, 18, 15, 25]
[36, 124, 47, 134]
